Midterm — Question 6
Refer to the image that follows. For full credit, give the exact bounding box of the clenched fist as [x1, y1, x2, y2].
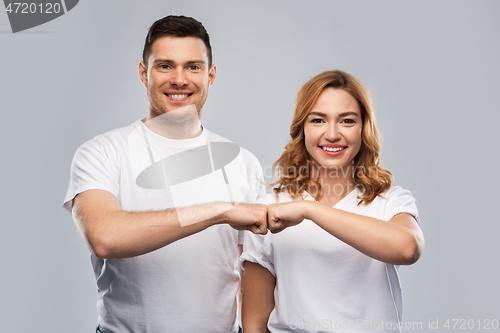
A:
[267, 201, 307, 233]
[223, 203, 268, 234]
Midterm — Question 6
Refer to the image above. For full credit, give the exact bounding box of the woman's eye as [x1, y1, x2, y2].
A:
[311, 118, 324, 123]
[341, 119, 355, 124]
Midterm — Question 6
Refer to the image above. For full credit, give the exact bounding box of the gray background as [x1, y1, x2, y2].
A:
[1, 0, 499, 332]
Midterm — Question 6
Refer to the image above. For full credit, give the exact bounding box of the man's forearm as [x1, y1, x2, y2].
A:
[74, 190, 233, 258]
[73, 189, 267, 259]
[85, 204, 232, 258]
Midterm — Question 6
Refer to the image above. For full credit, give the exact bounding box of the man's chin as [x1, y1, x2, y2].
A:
[149, 104, 201, 124]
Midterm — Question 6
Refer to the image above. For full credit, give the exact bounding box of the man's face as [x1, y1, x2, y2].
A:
[139, 36, 216, 119]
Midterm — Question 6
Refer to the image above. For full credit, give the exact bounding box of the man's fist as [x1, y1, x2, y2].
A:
[223, 203, 268, 234]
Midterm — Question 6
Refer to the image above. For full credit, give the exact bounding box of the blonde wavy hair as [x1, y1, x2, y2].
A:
[270, 70, 393, 205]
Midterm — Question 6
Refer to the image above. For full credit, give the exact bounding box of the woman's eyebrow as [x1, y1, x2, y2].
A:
[308, 111, 327, 117]
[338, 111, 360, 117]
[308, 111, 360, 117]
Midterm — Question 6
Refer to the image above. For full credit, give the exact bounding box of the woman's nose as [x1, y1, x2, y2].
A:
[324, 124, 341, 141]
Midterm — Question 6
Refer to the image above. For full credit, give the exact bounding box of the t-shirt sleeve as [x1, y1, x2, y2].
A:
[384, 186, 420, 224]
[240, 193, 276, 276]
[63, 138, 119, 213]
[240, 230, 276, 276]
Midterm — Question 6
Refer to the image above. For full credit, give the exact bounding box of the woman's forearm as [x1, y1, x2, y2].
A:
[266, 200, 424, 265]
[304, 201, 424, 265]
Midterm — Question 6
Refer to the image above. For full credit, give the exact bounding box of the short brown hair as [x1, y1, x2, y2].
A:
[142, 15, 212, 68]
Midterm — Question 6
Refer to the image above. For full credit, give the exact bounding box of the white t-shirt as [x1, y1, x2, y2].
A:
[241, 186, 419, 333]
[64, 120, 265, 333]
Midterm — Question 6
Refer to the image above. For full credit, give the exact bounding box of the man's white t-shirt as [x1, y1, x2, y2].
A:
[64, 120, 265, 333]
[241, 186, 419, 333]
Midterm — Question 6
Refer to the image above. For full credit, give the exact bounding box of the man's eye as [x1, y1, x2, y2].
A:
[189, 65, 200, 70]
[159, 65, 171, 70]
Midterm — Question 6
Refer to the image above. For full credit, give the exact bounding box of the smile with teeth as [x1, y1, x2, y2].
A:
[321, 146, 346, 152]
[166, 93, 191, 100]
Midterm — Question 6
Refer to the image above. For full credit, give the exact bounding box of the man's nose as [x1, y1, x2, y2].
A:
[171, 68, 188, 86]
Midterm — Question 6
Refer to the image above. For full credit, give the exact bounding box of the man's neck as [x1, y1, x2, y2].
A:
[143, 106, 203, 140]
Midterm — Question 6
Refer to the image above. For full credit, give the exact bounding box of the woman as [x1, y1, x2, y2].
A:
[241, 70, 424, 333]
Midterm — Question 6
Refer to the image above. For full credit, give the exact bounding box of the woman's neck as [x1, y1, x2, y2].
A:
[312, 165, 356, 206]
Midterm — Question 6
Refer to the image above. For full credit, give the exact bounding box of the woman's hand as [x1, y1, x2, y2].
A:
[267, 201, 310, 233]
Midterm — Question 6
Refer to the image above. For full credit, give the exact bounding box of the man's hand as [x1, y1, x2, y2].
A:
[267, 201, 307, 233]
[223, 203, 268, 234]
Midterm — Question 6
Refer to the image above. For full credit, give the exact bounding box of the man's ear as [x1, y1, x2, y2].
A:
[208, 64, 216, 87]
[139, 61, 148, 88]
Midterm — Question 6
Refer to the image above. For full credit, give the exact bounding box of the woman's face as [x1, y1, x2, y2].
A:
[303, 87, 363, 171]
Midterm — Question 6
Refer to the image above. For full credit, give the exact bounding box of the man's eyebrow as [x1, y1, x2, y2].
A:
[151, 59, 172, 65]
[152, 59, 207, 65]
[186, 60, 207, 65]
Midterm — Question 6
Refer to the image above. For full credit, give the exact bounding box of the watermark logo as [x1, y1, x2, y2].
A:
[3, 0, 79, 33]
[128, 105, 251, 227]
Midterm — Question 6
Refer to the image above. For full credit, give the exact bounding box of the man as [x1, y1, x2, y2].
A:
[64, 15, 267, 333]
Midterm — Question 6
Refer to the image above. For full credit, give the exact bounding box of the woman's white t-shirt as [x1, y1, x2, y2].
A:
[241, 186, 419, 333]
